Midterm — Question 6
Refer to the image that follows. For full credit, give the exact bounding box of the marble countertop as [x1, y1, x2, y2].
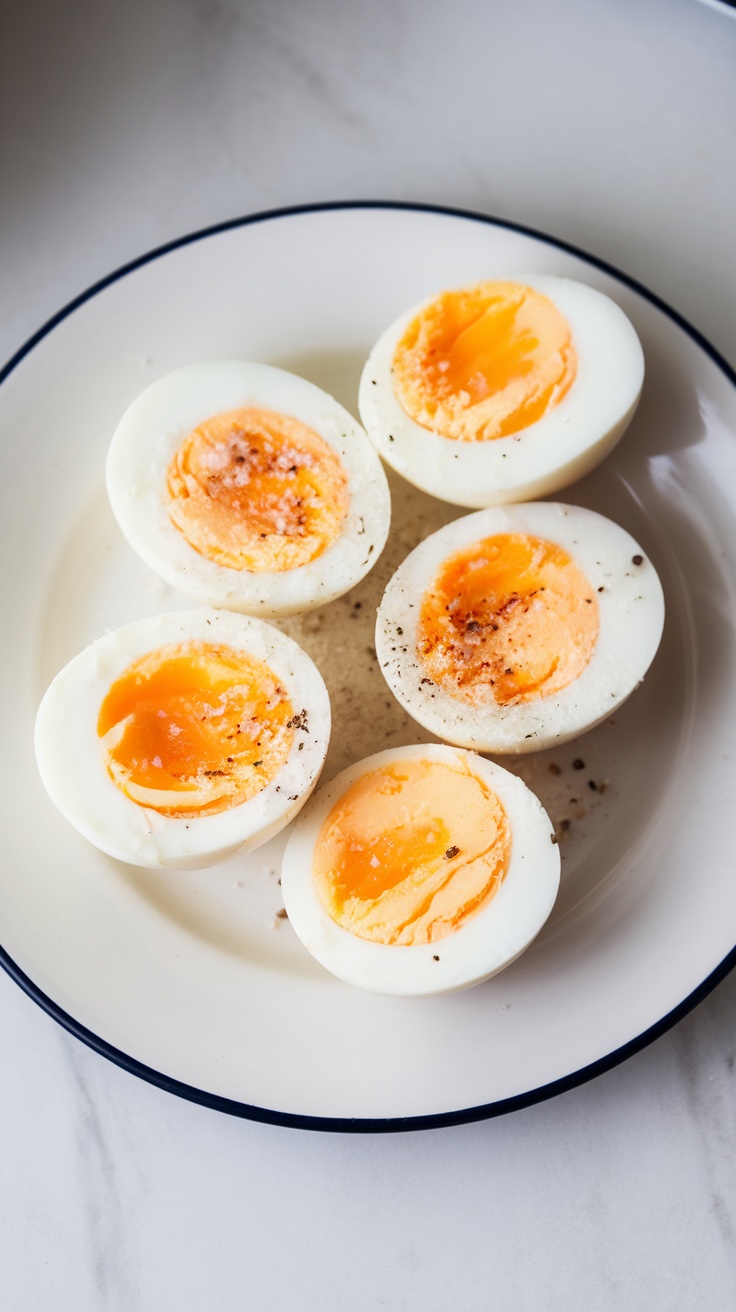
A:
[2, 0, 736, 1307]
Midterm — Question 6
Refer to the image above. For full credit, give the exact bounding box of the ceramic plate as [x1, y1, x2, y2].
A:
[2, 203, 736, 1131]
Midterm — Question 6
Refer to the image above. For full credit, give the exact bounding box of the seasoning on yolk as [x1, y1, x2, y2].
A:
[312, 758, 511, 946]
[167, 407, 350, 572]
[392, 280, 577, 441]
[418, 533, 599, 707]
[97, 641, 294, 818]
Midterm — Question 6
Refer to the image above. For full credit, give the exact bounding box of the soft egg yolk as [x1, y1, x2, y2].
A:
[167, 407, 350, 572]
[97, 641, 295, 818]
[312, 758, 511, 946]
[417, 533, 599, 707]
[393, 281, 577, 441]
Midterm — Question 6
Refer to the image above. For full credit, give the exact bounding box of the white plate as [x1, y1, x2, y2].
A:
[2, 202, 736, 1131]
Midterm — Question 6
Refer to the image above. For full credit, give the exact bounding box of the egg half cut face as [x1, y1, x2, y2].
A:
[34, 610, 330, 869]
[376, 503, 665, 754]
[281, 744, 560, 996]
[107, 361, 391, 617]
[358, 276, 644, 508]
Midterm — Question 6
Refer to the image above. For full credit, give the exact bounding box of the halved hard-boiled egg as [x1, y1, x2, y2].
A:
[281, 744, 560, 996]
[358, 276, 644, 507]
[107, 361, 391, 616]
[376, 502, 664, 754]
[35, 610, 330, 869]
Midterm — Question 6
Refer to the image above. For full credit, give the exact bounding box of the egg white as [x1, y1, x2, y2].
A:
[34, 610, 331, 870]
[376, 502, 665, 754]
[281, 744, 560, 997]
[358, 275, 644, 508]
[106, 361, 392, 616]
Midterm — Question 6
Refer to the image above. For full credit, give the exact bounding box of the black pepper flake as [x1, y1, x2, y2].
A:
[597, 586, 604, 593]
[253, 759, 263, 767]
[560, 818, 571, 832]
[396, 626, 403, 636]
[588, 779, 598, 791]
[632, 554, 643, 566]
[203, 769, 226, 777]
[298, 742, 304, 750]
[572, 758, 585, 770]
[433, 955, 440, 962]
[444, 845, 460, 860]
[288, 795, 298, 801]
[354, 601, 362, 610]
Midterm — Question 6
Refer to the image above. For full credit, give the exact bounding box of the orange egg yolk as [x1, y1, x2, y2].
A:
[97, 641, 295, 818]
[167, 407, 350, 572]
[312, 758, 511, 946]
[418, 533, 599, 707]
[393, 280, 577, 441]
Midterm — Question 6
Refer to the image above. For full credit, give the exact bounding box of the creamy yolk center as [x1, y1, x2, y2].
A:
[167, 407, 350, 572]
[417, 533, 599, 707]
[312, 758, 511, 946]
[393, 280, 577, 441]
[97, 641, 294, 818]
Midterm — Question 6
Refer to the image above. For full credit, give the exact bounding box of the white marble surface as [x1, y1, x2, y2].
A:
[2, 0, 736, 1306]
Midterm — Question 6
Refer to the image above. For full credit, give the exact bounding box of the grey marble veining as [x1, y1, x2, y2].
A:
[64, 1038, 139, 1308]
[2, 0, 736, 1307]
